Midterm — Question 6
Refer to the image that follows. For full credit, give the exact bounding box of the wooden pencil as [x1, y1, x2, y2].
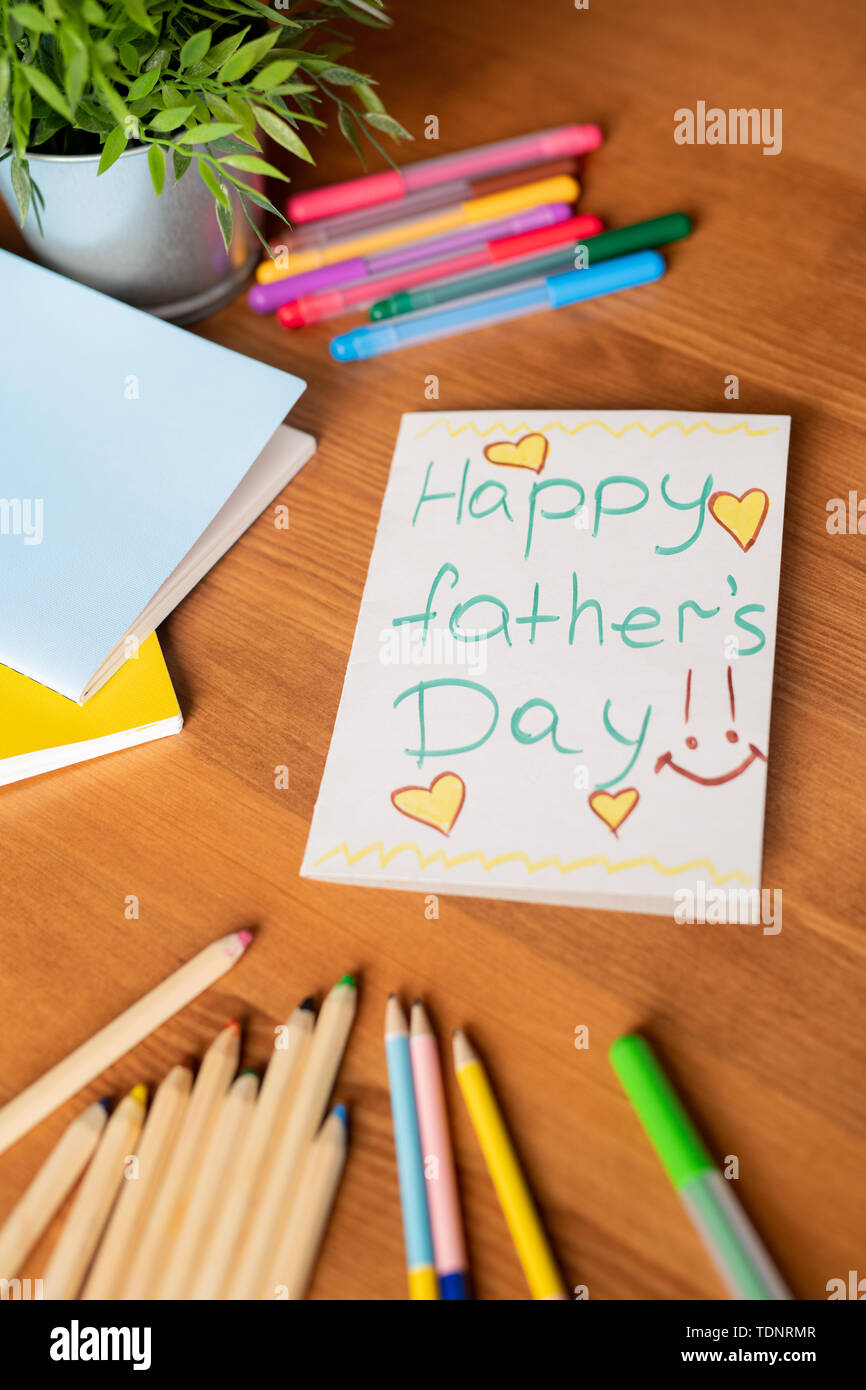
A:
[81, 1064, 192, 1300]
[0, 1099, 109, 1281]
[119, 1021, 240, 1299]
[225, 975, 357, 1299]
[0, 930, 252, 1158]
[267, 1104, 348, 1300]
[156, 1069, 259, 1299]
[190, 997, 315, 1300]
[43, 1085, 147, 1300]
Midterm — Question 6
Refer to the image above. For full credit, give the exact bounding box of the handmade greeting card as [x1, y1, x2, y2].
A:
[301, 411, 791, 914]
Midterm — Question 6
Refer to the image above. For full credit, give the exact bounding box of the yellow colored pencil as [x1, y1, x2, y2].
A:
[256, 175, 579, 281]
[43, 1085, 147, 1300]
[119, 1021, 240, 1298]
[453, 1030, 566, 1300]
[82, 1064, 192, 1299]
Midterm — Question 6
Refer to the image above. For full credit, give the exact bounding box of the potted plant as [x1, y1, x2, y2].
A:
[0, 0, 409, 321]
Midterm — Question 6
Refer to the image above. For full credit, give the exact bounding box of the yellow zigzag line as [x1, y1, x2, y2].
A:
[313, 840, 752, 887]
[412, 418, 778, 441]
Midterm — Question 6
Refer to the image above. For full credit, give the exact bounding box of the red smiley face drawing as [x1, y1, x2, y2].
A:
[654, 667, 767, 786]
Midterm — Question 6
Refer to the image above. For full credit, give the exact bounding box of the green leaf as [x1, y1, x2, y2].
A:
[127, 69, 160, 101]
[97, 124, 128, 174]
[21, 67, 73, 122]
[215, 195, 233, 252]
[82, 0, 108, 25]
[120, 0, 156, 35]
[218, 30, 279, 83]
[180, 30, 211, 69]
[161, 83, 187, 109]
[252, 104, 313, 162]
[353, 83, 385, 115]
[143, 47, 172, 73]
[186, 28, 248, 78]
[148, 105, 194, 131]
[177, 121, 240, 145]
[363, 111, 412, 140]
[219, 152, 288, 180]
[173, 148, 192, 182]
[198, 157, 229, 206]
[319, 65, 369, 86]
[0, 98, 11, 155]
[10, 154, 30, 225]
[118, 42, 139, 72]
[9, 5, 55, 35]
[338, 105, 365, 166]
[249, 60, 298, 90]
[147, 142, 164, 195]
[225, 91, 257, 144]
[65, 47, 90, 112]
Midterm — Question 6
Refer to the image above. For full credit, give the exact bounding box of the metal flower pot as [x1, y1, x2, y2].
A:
[0, 144, 263, 323]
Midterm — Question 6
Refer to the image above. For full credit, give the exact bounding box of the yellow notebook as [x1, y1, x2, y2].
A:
[0, 633, 182, 786]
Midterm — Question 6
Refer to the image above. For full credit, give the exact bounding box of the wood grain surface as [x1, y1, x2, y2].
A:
[1, 0, 865, 1301]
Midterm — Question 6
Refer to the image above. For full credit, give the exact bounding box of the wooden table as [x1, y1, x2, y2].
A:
[2, 0, 864, 1301]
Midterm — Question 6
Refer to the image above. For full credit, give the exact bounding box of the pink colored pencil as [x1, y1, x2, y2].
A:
[287, 123, 603, 223]
[409, 1000, 470, 1299]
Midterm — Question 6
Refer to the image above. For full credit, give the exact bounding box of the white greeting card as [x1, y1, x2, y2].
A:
[302, 411, 790, 915]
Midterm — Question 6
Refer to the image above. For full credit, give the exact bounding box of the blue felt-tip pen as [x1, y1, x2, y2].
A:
[329, 249, 666, 361]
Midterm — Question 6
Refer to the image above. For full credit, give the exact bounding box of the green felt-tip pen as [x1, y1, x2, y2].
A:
[609, 1034, 791, 1300]
[369, 212, 691, 320]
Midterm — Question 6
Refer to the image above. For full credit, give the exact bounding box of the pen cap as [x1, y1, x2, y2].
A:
[541, 123, 603, 158]
[545, 249, 665, 306]
[609, 1034, 715, 1190]
[465, 175, 579, 224]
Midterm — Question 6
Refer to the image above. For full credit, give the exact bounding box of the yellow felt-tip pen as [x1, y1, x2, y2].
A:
[453, 1030, 567, 1300]
[256, 174, 579, 282]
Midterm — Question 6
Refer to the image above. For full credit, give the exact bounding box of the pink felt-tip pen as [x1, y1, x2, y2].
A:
[409, 1001, 470, 1299]
[248, 202, 571, 315]
[287, 123, 603, 224]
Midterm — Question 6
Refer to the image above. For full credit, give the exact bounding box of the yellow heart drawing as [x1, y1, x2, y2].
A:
[588, 787, 640, 836]
[483, 432, 549, 474]
[708, 489, 770, 552]
[391, 772, 466, 837]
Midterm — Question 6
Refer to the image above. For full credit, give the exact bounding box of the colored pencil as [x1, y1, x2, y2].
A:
[82, 1064, 192, 1299]
[370, 211, 692, 320]
[249, 201, 571, 313]
[190, 997, 316, 1300]
[156, 1069, 259, 1299]
[410, 1001, 470, 1299]
[385, 995, 438, 1300]
[267, 1103, 349, 1300]
[279, 157, 579, 251]
[276, 213, 603, 329]
[453, 1030, 566, 1299]
[287, 123, 602, 223]
[331, 250, 665, 361]
[258, 174, 579, 281]
[0, 929, 252, 1159]
[43, 1085, 147, 1300]
[0, 1099, 108, 1281]
[120, 1021, 240, 1299]
[610, 1034, 791, 1299]
[225, 975, 357, 1299]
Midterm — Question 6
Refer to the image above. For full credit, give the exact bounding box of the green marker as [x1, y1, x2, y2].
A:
[609, 1034, 790, 1300]
[369, 213, 692, 321]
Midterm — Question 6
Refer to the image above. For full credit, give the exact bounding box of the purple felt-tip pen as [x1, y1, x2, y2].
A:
[247, 203, 571, 315]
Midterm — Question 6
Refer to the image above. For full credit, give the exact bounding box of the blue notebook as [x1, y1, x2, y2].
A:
[0, 250, 315, 702]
